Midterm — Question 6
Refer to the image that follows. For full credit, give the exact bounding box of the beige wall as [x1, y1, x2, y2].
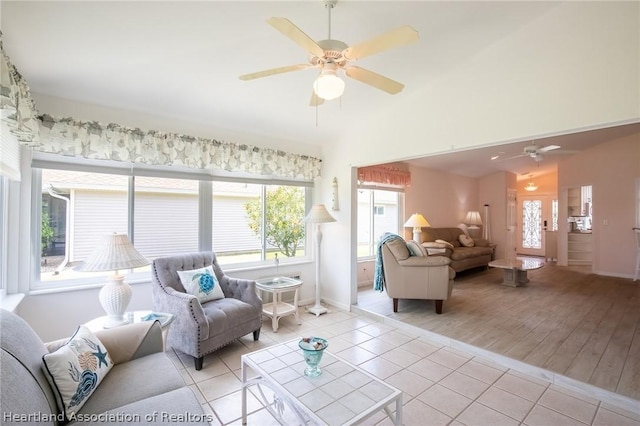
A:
[558, 133, 640, 278]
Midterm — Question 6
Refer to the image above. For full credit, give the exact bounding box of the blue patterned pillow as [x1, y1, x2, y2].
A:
[42, 325, 113, 419]
[177, 265, 225, 303]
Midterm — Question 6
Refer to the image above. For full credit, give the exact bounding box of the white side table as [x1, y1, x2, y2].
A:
[84, 310, 175, 350]
[255, 277, 303, 332]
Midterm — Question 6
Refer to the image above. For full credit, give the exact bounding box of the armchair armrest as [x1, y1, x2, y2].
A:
[154, 286, 209, 341]
[398, 256, 451, 267]
[223, 277, 263, 312]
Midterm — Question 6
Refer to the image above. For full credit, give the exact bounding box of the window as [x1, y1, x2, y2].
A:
[212, 183, 307, 265]
[357, 188, 403, 258]
[551, 199, 558, 231]
[33, 158, 311, 289]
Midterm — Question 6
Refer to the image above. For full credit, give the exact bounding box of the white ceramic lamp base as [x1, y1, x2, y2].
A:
[99, 274, 132, 328]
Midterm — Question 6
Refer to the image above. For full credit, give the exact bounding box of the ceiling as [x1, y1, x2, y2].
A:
[1, 1, 636, 180]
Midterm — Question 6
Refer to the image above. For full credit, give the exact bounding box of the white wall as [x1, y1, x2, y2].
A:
[321, 1, 639, 308]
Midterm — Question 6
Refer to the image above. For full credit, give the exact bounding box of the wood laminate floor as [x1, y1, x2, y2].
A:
[356, 263, 640, 402]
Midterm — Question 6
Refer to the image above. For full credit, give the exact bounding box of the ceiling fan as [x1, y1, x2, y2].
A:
[493, 143, 562, 163]
[239, 0, 419, 106]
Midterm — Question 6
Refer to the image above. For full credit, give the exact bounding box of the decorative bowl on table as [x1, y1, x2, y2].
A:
[298, 337, 328, 377]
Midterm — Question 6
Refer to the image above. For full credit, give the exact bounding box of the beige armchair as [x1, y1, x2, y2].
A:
[381, 238, 455, 314]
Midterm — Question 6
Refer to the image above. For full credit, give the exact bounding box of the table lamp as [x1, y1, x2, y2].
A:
[304, 204, 336, 316]
[465, 211, 483, 237]
[77, 233, 150, 328]
[404, 213, 430, 243]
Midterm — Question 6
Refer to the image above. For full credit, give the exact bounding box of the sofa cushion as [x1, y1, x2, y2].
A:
[424, 227, 465, 243]
[406, 240, 427, 257]
[70, 388, 210, 425]
[77, 351, 185, 416]
[450, 246, 494, 261]
[385, 238, 410, 261]
[177, 265, 225, 302]
[459, 234, 475, 247]
[435, 239, 455, 250]
[42, 326, 113, 419]
[0, 309, 59, 418]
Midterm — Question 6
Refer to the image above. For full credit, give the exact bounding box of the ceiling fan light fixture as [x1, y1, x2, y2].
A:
[313, 67, 345, 100]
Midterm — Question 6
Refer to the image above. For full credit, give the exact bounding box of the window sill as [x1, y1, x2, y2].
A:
[0, 292, 25, 312]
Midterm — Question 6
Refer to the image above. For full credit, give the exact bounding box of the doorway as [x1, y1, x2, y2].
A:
[518, 195, 554, 256]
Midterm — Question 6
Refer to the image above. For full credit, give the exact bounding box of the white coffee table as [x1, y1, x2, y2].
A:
[241, 339, 402, 425]
[255, 276, 303, 332]
[489, 257, 545, 287]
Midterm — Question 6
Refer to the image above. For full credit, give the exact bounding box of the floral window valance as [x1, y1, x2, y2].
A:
[1, 32, 39, 144]
[357, 165, 411, 187]
[0, 33, 321, 181]
[37, 115, 322, 180]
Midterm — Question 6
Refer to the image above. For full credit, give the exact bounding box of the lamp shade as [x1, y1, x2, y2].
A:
[77, 233, 149, 272]
[465, 211, 483, 227]
[404, 213, 430, 228]
[304, 204, 336, 223]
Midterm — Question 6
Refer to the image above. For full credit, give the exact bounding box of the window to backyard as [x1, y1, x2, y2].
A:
[35, 163, 311, 289]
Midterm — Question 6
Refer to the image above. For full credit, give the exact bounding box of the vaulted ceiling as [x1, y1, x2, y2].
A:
[2, 1, 635, 179]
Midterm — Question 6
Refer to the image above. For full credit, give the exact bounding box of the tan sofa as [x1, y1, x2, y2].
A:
[380, 237, 455, 314]
[422, 227, 495, 273]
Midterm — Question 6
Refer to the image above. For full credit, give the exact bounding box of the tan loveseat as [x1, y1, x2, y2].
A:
[380, 237, 455, 314]
[422, 227, 495, 273]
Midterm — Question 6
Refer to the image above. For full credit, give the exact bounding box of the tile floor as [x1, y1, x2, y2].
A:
[167, 307, 640, 426]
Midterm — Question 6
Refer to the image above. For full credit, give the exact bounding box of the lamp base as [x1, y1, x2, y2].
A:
[102, 316, 130, 329]
[307, 304, 328, 317]
[99, 274, 132, 329]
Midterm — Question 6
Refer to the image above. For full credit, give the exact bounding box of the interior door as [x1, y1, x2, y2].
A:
[518, 195, 550, 256]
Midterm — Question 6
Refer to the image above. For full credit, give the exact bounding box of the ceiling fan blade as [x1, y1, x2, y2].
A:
[343, 25, 419, 61]
[267, 17, 325, 58]
[239, 64, 311, 81]
[310, 91, 325, 107]
[345, 66, 404, 94]
[538, 144, 561, 153]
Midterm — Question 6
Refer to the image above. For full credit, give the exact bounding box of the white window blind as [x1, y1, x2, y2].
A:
[0, 121, 20, 181]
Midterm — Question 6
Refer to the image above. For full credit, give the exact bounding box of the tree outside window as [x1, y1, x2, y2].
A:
[244, 186, 305, 258]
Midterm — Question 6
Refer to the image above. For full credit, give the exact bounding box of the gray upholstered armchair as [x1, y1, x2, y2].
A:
[152, 252, 262, 370]
[381, 238, 455, 314]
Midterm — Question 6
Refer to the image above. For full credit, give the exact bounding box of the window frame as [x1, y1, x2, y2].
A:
[30, 153, 313, 291]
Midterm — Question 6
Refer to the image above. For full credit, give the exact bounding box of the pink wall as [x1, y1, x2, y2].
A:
[558, 131, 640, 277]
[404, 165, 478, 240]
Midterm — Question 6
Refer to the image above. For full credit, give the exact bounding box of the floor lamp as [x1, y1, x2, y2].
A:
[304, 204, 336, 316]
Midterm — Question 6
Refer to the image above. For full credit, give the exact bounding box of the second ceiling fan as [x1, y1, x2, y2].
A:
[239, 0, 419, 106]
